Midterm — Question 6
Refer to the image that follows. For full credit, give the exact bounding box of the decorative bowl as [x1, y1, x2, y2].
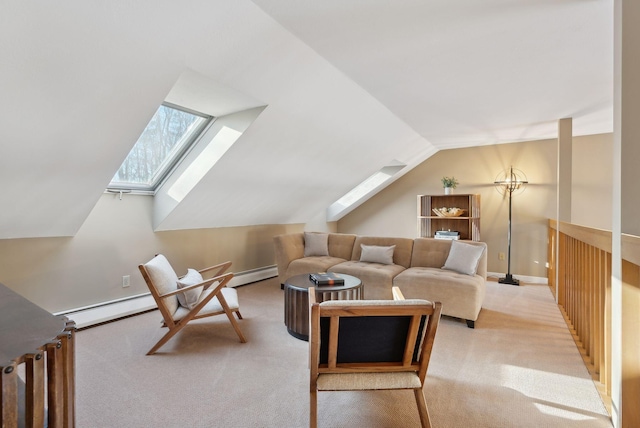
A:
[432, 207, 465, 217]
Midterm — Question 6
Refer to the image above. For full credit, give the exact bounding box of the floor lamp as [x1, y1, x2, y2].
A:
[494, 166, 528, 286]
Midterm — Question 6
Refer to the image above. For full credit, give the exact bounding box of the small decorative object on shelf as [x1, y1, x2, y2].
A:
[441, 176, 459, 194]
[432, 207, 465, 217]
[435, 230, 460, 240]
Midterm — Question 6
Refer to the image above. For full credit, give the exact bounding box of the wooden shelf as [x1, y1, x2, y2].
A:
[417, 193, 481, 241]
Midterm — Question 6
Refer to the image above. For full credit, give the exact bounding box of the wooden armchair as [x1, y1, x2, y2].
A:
[309, 286, 442, 428]
[138, 254, 246, 355]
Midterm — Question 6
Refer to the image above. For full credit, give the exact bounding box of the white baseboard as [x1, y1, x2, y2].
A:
[486, 271, 548, 285]
[228, 265, 278, 288]
[56, 265, 278, 329]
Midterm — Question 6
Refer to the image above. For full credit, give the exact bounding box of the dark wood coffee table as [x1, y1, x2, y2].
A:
[284, 273, 362, 340]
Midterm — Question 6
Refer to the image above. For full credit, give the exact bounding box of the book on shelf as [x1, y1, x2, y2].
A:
[434, 230, 460, 240]
[309, 272, 345, 286]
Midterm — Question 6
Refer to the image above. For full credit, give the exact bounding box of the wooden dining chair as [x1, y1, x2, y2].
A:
[138, 254, 246, 355]
[309, 286, 442, 428]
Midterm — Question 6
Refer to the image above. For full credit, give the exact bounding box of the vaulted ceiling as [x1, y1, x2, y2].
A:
[0, 0, 612, 239]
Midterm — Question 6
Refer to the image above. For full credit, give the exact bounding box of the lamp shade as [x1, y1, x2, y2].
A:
[494, 167, 528, 195]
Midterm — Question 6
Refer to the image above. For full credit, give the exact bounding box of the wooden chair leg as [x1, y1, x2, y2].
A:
[147, 325, 185, 355]
[225, 310, 246, 343]
[217, 292, 247, 343]
[235, 310, 243, 320]
[414, 388, 432, 428]
[309, 390, 317, 428]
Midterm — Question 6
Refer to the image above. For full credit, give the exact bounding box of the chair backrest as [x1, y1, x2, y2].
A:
[139, 254, 180, 320]
[310, 299, 442, 381]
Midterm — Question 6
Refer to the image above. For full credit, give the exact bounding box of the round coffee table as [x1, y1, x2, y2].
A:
[284, 273, 362, 341]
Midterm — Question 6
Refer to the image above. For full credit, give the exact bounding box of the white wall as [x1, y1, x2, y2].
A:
[572, 133, 614, 230]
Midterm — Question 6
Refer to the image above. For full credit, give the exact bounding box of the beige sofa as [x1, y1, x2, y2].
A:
[273, 232, 487, 328]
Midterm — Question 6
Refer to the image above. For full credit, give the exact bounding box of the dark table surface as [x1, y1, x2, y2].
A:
[284, 273, 361, 292]
[0, 282, 68, 364]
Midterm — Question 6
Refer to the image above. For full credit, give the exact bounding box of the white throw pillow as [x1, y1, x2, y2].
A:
[304, 232, 329, 257]
[177, 268, 204, 309]
[359, 244, 396, 265]
[442, 241, 485, 275]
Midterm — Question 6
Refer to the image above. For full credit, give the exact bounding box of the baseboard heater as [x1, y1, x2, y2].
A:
[55, 265, 278, 329]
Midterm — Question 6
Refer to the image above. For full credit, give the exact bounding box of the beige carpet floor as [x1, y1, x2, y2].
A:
[75, 277, 612, 428]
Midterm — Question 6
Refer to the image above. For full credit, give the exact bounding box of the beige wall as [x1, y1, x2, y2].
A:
[0, 193, 302, 313]
[338, 134, 613, 278]
[0, 133, 613, 312]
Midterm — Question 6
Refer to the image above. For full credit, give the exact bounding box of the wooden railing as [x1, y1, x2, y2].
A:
[548, 220, 640, 425]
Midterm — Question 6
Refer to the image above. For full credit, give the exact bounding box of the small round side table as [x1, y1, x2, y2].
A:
[283, 273, 362, 341]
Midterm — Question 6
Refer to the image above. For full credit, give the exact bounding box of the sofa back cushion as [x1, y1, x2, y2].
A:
[350, 236, 414, 268]
[410, 238, 488, 279]
[275, 232, 356, 263]
[410, 238, 451, 268]
[328, 233, 357, 260]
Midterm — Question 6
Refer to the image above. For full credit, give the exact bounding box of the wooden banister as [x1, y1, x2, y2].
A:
[548, 220, 640, 425]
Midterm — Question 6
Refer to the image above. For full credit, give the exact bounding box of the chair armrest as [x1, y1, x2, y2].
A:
[198, 261, 232, 278]
[392, 286, 405, 301]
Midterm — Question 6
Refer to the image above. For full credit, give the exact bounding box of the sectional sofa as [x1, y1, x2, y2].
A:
[273, 232, 488, 328]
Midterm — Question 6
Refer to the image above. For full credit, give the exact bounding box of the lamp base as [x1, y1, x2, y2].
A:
[498, 274, 520, 286]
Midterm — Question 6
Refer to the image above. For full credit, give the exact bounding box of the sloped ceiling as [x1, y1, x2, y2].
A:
[0, 0, 612, 239]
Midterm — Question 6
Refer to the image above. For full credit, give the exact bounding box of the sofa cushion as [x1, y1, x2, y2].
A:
[328, 233, 358, 259]
[359, 244, 395, 265]
[285, 256, 348, 281]
[329, 261, 406, 300]
[350, 236, 414, 268]
[409, 238, 452, 268]
[442, 240, 485, 275]
[393, 267, 485, 321]
[304, 232, 329, 257]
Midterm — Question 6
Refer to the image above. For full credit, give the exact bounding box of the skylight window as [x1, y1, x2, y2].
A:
[327, 164, 406, 221]
[109, 103, 213, 191]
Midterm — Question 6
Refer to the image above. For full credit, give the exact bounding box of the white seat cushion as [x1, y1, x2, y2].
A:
[172, 286, 239, 321]
[317, 372, 421, 391]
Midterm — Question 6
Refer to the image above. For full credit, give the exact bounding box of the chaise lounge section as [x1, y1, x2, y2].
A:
[392, 237, 487, 328]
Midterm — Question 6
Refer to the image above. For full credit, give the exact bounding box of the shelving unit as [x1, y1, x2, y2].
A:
[417, 193, 481, 241]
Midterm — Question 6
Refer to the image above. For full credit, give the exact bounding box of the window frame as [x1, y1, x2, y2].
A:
[107, 102, 214, 193]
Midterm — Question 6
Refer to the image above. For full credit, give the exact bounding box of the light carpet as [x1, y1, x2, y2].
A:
[75, 277, 612, 428]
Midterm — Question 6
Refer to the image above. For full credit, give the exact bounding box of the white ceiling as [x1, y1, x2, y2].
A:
[0, 0, 613, 239]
